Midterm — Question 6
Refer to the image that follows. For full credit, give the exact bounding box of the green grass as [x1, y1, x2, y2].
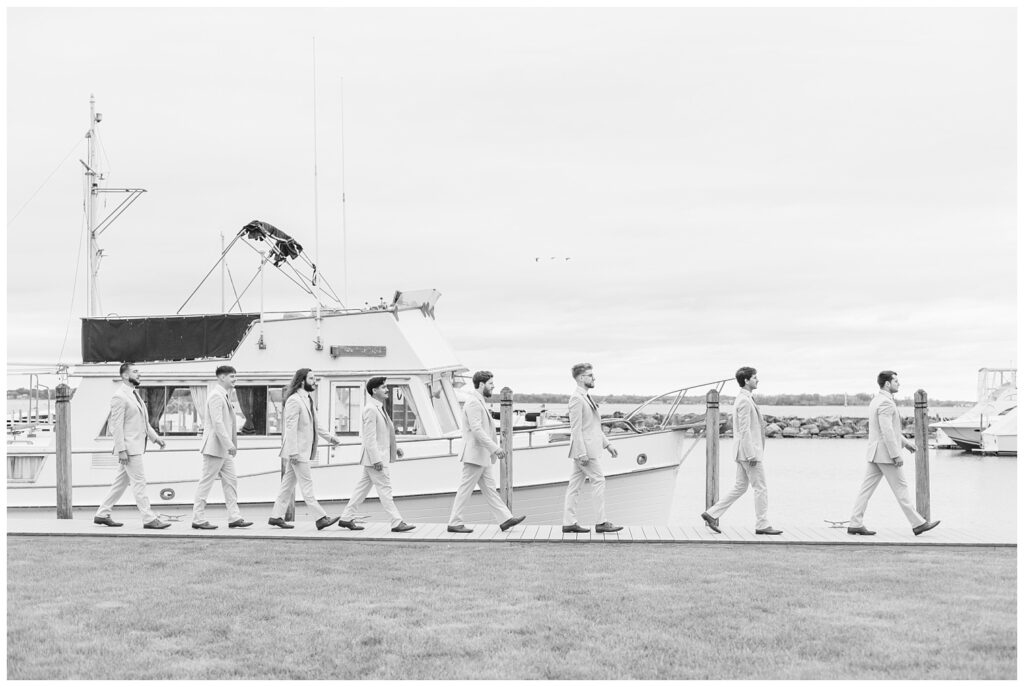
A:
[7, 538, 1016, 679]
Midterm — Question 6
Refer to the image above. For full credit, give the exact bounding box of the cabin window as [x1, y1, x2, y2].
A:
[100, 385, 272, 436]
[331, 385, 362, 436]
[234, 386, 268, 435]
[431, 376, 459, 434]
[8, 455, 45, 483]
[267, 388, 285, 435]
[385, 384, 425, 435]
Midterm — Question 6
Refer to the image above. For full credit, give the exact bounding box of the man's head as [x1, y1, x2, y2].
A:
[736, 366, 758, 391]
[215, 365, 237, 389]
[472, 370, 495, 398]
[119, 362, 141, 387]
[366, 376, 389, 402]
[572, 363, 595, 390]
[877, 370, 899, 393]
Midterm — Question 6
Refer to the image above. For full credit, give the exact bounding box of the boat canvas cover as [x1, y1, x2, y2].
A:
[81, 314, 259, 363]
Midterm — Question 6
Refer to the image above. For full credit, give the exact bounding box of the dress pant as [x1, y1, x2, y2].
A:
[849, 461, 926, 528]
[448, 463, 513, 526]
[341, 465, 404, 527]
[192, 454, 241, 523]
[95, 454, 158, 523]
[706, 460, 770, 530]
[563, 458, 607, 526]
[271, 459, 327, 520]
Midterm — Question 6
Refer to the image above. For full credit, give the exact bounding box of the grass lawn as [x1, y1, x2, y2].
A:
[7, 538, 1016, 679]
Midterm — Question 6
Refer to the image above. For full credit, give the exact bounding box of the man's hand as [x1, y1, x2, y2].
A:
[228, 447, 237, 456]
[330, 437, 341, 447]
[493, 448, 507, 461]
[893, 457, 904, 467]
[577, 455, 590, 466]
[397, 448, 404, 458]
[373, 462, 383, 472]
[607, 446, 618, 459]
[118, 450, 129, 466]
[289, 454, 300, 464]
[748, 459, 759, 467]
[155, 439, 166, 450]
[904, 443, 917, 453]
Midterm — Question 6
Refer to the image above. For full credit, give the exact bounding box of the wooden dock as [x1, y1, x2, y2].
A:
[6, 518, 1014, 547]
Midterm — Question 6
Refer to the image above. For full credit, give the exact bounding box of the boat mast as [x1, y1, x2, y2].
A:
[312, 37, 323, 350]
[82, 95, 147, 319]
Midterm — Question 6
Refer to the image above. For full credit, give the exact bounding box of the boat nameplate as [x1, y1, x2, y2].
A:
[330, 345, 387, 358]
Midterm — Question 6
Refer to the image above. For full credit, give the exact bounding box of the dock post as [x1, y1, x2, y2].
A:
[499, 387, 514, 510]
[913, 389, 931, 521]
[55, 383, 73, 519]
[705, 389, 720, 512]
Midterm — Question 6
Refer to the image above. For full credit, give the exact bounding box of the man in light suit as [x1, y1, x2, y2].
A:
[562, 363, 622, 534]
[700, 367, 782, 535]
[338, 377, 415, 532]
[269, 368, 342, 530]
[447, 371, 526, 534]
[848, 370, 940, 536]
[191, 365, 252, 530]
[94, 362, 170, 529]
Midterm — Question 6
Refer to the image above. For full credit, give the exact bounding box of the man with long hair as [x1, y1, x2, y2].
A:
[337, 377, 415, 532]
[268, 368, 341, 530]
[446, 371, 525, 534]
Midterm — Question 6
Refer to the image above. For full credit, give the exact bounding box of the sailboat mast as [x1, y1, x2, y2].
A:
[85, 95, 100, 318]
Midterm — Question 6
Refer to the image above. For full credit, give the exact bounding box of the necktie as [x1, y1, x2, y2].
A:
[586, 394, 598, 412]
[308, 395, 317, 460]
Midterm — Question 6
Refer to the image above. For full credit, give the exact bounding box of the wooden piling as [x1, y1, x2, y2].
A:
[705, 389, 720, 511]
[55, 383, 73, 519]
[913, 389, 931, 521]
[499, 387, 514, 510]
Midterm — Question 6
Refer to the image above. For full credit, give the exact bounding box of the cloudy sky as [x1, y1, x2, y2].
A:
[6, 7, 1017, 399]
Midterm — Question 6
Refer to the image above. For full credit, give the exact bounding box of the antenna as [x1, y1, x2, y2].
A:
[340, 76, 348, 304]
[312, 37, 323, 350]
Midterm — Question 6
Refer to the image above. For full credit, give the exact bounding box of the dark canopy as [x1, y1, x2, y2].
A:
[82, 314, 259, 363]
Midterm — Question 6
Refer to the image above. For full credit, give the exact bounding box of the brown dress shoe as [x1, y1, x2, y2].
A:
[94, 515, 123, 527]
[338, 519, 365, 531]
[499, 515, 526, 532]
[700, 512, 722, 533]
[562, 523, 589, 533]
[447, 524, 473, 533]
[143, 519, 170, 529]
[595, 522, 623, 533]
[268, 517, 295, 529]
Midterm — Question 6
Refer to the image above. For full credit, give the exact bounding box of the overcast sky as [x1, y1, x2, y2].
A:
[5, 7, 1017, 400]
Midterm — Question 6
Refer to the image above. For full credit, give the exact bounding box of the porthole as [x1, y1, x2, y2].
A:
[159, 488, 175, 500]
[636, 453, 648, 465]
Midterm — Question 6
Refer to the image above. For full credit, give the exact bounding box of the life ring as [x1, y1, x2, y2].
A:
[636, 453, 648, 465]
[159, 488, 175, 500]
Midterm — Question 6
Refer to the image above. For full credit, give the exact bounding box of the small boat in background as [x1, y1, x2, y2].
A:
[933, 368, 1016, 452]
[981, 407, 1017, 456]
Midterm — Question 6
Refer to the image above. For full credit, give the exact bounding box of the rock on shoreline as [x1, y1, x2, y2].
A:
[619, 412, 936, 439]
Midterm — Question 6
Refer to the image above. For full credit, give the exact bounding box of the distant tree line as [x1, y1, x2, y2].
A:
[6, 388, 77, 400]
[511, 391, 968, 407]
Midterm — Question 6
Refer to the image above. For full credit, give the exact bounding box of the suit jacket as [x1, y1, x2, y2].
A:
[732, 388, 766, 462]
[280, 388, 334, 462]
[459, 389, 501, 467]
[200, 385, 237, 459]
[109, 383, 159, 456]
[866, 391, 904, 464]
[361, 398, 398, 466]
[568, 387, 609, 461]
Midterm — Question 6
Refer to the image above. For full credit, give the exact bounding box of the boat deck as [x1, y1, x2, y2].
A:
[6, 518, 1013, 547]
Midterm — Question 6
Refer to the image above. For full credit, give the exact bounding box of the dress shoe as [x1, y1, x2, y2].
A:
[447, 524, 473, 533]
[228, 519, 253, 528]
[595, 522, 623, 533]
[143, 519, 170, 529]
[755, 527, 783, 535]
[315, 516, 340, 530]
[913, 520, 940, 536]
[499, 515, 526, 532]
[94, 515, 123, 527]
[847, 526, 876, 535]
[338, 519, 365, 531]
[268, 517, 295, 529]
[391, 522, 416, 533]
[192, 521, 218, 530]
[562, 523, 589, 533]
[700, 511, 722, 534]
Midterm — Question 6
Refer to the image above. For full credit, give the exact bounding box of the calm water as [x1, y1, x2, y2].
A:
[668, 438, 1016, 540]
[517, 403, 969, 420]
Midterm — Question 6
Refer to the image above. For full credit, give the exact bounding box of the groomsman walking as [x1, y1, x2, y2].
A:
[269, 368, 342, 530]
[94, 362, 170, 529]
[700, 366, 782, 535]
[562, 363, 622, 534]
[191, 365, 252, 530]
[848, 370, 939, 536]
[338, 377, 415, 532]
[447, 371, 526, 534]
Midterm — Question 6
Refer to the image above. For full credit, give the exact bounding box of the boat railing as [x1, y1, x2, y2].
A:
[624, 378, 732, 431]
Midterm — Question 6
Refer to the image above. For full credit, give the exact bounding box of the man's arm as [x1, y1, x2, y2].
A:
[466, 399, 500, 454]
[110, 395, 128, 455]
[362, 407, 384, 464]
[736, 397, 756, 460]
[282, 396, 301, 458]
[878, 401, 903, 459]
[568, 395, 587, 461]
[209, 392, 233, 448]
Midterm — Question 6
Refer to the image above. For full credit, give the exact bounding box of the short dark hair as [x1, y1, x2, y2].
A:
[571, 363, 592, 379]
[472, 371, 494, 389]
[118, 362, 133, 377]
[877, 370, 897, 388]
[736, 366, 757, 388]
[366, 376, 387, 394]
[215, 365, 236, 377]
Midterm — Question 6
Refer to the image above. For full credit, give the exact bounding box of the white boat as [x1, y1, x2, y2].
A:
[980, 407, 1017, 456]
[7, 98, 726, 525]
[932, 368, 1017, 451]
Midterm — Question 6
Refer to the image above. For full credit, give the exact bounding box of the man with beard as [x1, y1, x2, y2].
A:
[94, 362, 170, 529]
[268, 368, 342, 530]
[191, 365, 252, 530]
[562, 363, 622, 534]
[446, 371, 526, 534]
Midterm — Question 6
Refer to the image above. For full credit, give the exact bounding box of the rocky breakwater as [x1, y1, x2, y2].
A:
[620, 412, 934, 439]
